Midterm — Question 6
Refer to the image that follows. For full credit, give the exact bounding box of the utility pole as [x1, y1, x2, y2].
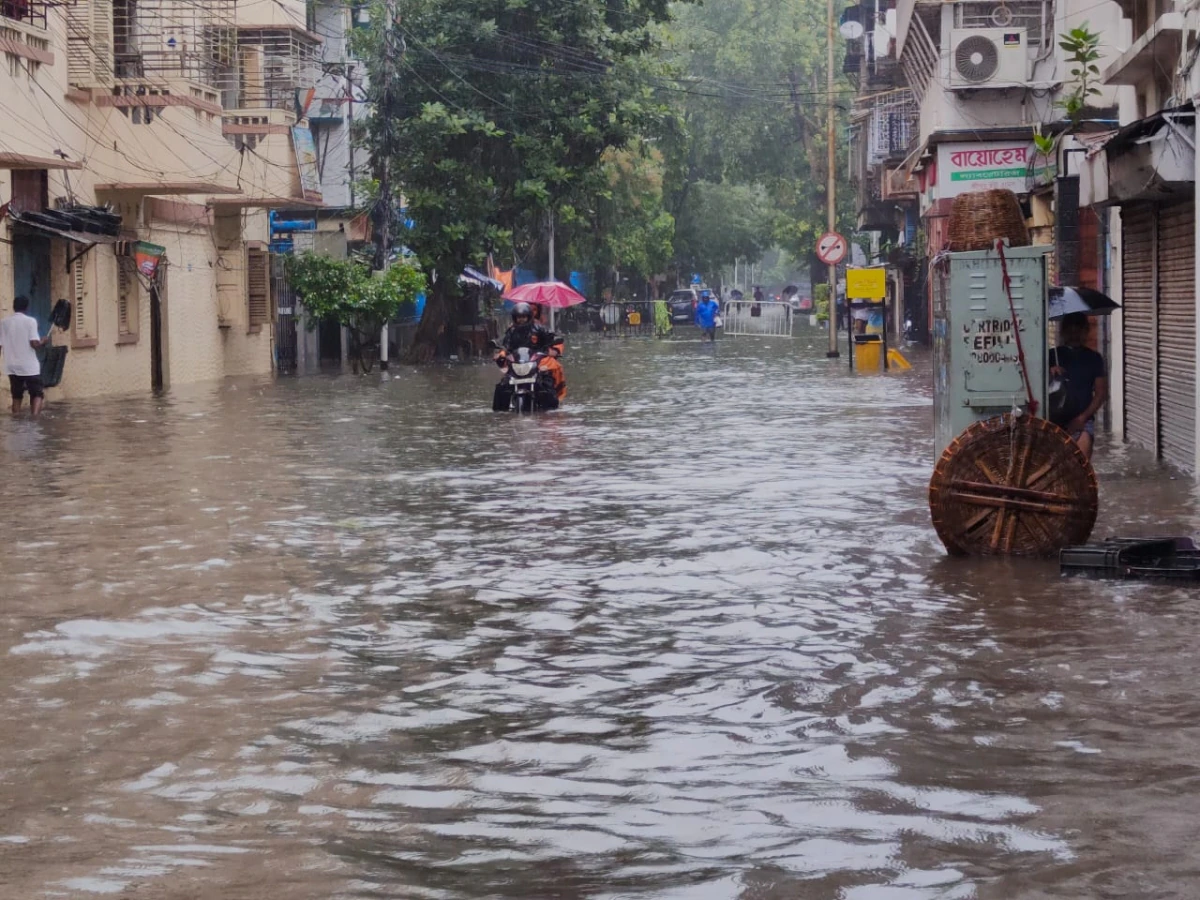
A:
[373, 0, 400, 369]
[548, 210, 556, 332]
[825, 0, 840, 358]
[346, 63, 355, 210]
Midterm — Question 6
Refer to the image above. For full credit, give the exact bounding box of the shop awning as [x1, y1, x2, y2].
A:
[206, 195, 324, 209]
[1100, 105, 1195, 206]
[460, 266, 504, 291]
[0, 152, 82, 171]
[97, 182, 241, 196]
[9, 207, 122, 244]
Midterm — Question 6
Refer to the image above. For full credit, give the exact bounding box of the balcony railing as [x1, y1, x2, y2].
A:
[220, 28, 321, 115]
[864, 88, 918, 166]
[1, 0, 46, 29]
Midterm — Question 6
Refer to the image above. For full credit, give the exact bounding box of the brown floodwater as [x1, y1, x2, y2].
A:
[2, 334, 1199, 900]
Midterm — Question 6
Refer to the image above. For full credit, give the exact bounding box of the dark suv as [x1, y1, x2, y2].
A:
[667, 289, 698, 325]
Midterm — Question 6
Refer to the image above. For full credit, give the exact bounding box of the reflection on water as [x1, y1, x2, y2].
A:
[1, 336, 1197, 899]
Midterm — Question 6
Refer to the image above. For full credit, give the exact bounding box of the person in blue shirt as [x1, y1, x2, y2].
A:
[694, 292, 720, 341]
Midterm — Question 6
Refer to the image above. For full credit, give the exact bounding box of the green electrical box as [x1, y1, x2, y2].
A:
[932, 246, 1050, 458]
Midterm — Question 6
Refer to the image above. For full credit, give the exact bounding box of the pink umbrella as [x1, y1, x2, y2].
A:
[503, 281, 587, 309]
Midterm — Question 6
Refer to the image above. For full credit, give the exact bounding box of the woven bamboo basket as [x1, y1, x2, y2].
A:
[929, 414, 1098, 557]
[946, 189, 1030, 252]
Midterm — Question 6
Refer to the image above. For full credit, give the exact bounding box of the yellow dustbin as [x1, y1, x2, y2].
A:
[853, 334, 883, 371]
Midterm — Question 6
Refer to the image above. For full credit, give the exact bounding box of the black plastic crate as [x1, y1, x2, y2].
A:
[1060, 538, 1200, 581]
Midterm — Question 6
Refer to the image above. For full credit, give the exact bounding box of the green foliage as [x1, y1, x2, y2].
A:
[285, 252, 425, 342]
[1034, 23, 1102, 158]
[1032, 123, 1056, 156]
[673, 180, 776, 273]
[814, 282, 830, 323]
[1058, 24, 1103, 125]
[562, 147, 676, 286]
[356, 0, 681, 358]
[660, 0, 851, 271]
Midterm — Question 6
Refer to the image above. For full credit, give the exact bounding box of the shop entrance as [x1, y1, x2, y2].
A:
[12, 234, 52, 333]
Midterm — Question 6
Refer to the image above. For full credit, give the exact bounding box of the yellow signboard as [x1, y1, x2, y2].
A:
[846, 268, 886, 300]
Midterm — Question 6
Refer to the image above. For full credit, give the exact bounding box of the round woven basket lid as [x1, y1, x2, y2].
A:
[929, 414, 1098, 557]
[946, 188, 1030, 253]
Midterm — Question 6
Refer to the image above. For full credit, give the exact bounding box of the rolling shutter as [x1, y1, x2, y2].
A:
[1122, 205, 1156, 454]
[1157, 201, 1195, 472]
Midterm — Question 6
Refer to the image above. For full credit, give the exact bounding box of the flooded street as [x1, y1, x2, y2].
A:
[4, 334, 1200, 899]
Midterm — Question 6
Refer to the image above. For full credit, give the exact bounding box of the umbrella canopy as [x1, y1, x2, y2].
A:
[1048, 286, 1120, 320]
[503, 281, 587, 309]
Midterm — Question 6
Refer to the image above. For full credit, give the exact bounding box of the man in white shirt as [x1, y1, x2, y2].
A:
[0, 296, 52, 416]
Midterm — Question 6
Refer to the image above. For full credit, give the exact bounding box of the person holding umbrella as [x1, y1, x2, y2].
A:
[1049, 312, 1108, 460]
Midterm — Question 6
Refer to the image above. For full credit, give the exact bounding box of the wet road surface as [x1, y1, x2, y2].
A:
[2, 334, 1200, 899]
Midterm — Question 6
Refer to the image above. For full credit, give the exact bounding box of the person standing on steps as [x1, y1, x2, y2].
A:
[0, 296, 52, 416]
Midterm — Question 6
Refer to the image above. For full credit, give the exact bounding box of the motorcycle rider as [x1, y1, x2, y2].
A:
[499, 302, 553, 355]
[494, 302, 562, 410]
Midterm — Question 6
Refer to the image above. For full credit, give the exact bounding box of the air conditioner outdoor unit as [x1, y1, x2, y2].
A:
[949, 28, 1027, 87]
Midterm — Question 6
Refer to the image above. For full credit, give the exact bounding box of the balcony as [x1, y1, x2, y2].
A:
[221, 26, 320, 116]
[1, 0, 46, 30]
[68, 0, 236, 91]
[863, 89, 918, 166]
[1103, 12, 1183, 86]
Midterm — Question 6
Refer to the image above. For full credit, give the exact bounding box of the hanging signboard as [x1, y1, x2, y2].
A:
[291, 126, 323, 204]
[936, 142, 1054, 198]
[133, 241, 166, 279]
[846, 268, 886, 300]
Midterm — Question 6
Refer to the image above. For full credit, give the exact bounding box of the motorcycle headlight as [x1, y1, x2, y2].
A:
[511, 362, 536, 376]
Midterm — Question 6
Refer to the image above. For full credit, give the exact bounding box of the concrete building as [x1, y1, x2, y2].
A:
[1080, 0, 1198, 472]
[846, 0, 924, 335]
[895, 0, 1125, 261]
[265, 0, 370, 373]
[0, 0, 322, 401]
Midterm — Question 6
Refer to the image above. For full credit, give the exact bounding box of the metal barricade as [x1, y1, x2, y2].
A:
[595, 300, 668, 338]
[722, 300, 795, 338]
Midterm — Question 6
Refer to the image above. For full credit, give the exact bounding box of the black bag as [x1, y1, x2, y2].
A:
[49, 298, 72, 331]
[40, 345, 68, 388]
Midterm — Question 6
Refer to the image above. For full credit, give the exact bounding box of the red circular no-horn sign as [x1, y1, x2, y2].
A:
[816, 231, 848, 265]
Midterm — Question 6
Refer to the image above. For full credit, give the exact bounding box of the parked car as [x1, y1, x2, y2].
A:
[667, 288, 699, 324]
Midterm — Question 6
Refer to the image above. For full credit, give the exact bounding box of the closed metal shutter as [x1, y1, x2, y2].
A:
[1157, 201, 1196, 471]
[1122, 205, 1156, 454]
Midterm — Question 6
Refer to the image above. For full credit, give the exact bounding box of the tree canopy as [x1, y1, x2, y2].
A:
[285, 253, 425, 371]
[660, 0, 854, 277]
[353, 0, 853, 358]
[358, 0, 679, 360]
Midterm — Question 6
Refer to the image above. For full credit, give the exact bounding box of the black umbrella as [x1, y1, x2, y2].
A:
[1048, 286, 1120, 319]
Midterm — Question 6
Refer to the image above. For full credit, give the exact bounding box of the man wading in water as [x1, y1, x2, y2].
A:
[0, 296, 52, 416]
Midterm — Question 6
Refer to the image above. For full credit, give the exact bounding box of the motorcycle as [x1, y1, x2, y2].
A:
[491, 341, 560, 413]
